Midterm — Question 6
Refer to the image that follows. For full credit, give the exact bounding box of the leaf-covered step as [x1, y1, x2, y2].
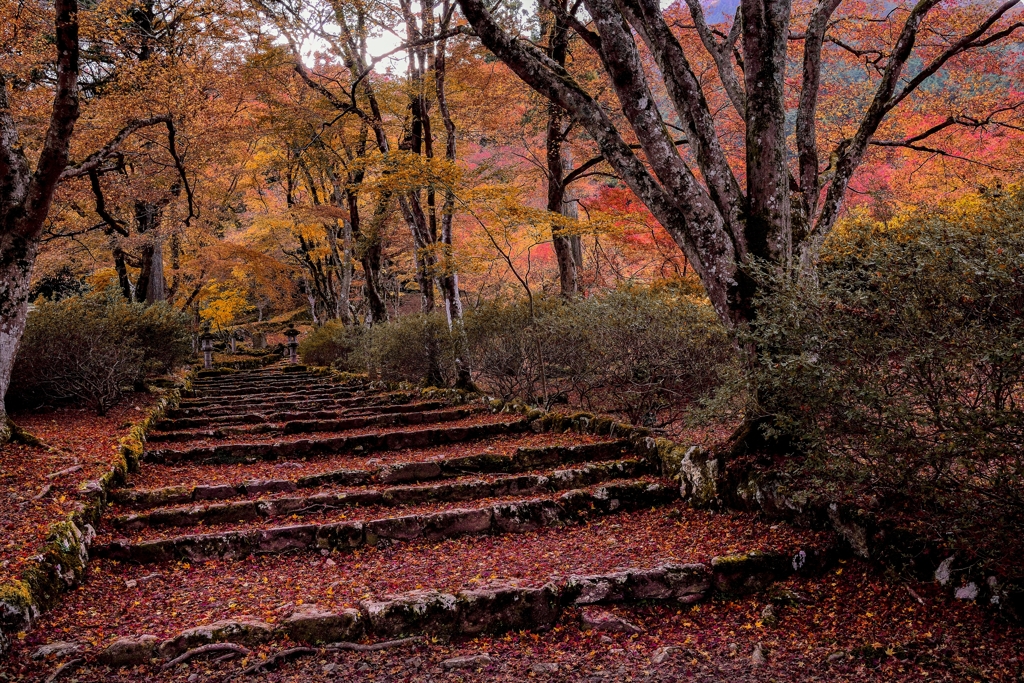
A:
[110, 460, 653, 530]
[166, 395, 400, 419]
[142, 417, 531, 465]
[147, 406, 479, 444]
[94, 480, 679, 563]
[155, 401, 446, 431]
[121, 438, 635, 509]
[178, 387, 361, 409]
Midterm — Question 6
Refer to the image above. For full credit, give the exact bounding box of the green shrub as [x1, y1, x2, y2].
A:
[299, 321, 365, 370]
[9, 291, 191, 414]
[749, 187, 1024, 564]
[361, 312, 456, 386]
[464, 283, 734, 425]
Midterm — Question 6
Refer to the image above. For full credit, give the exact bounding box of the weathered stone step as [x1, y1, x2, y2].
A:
[114, 440, 635, 510]
[179, 387, 362, 409]
[94, 480, 678, 564]
[166, 394, 400, 419]
[155, 401, 446, 431]
[142, 417, 531, 465]
[192, 377, 334, 391]
[76, 547, 827, 667]
[147, 406, 480, 444]
[110, 460, 652, 531]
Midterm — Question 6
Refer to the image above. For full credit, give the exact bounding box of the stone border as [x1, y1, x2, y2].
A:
[0, 381, 189, 657]
[83, 547, 833, 668]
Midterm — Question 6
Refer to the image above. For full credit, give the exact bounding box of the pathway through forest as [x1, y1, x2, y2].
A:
[6, 368, 1020, 682]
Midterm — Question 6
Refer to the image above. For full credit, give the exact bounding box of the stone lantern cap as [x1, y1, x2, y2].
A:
[284, 327, 300, 345]
[199, 331, 215, 350]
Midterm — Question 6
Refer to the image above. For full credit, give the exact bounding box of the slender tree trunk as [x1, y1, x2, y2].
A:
[146, 235, 166, 303]
[544, 5, 583, 298]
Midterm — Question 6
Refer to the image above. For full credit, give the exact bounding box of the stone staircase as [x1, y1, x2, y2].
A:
[15, 367, 832, 677]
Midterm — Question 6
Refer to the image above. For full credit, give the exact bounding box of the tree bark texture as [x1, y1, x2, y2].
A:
[459, 0, 1023, 330]
[0, 0, 80, 438]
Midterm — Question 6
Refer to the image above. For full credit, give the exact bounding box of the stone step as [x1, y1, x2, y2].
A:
[94, 480, 679, 564]
[113, 440, 636, 510]
[65, 543, 831, 669]
[192, 377, 335, 391]
[146, 406, 481, 444]
[109, 459, 653, 531]
[142, 416, 531, 465]
[166, 394, 403, 419]
[155, 401, 446, 431]
[179, 387, 363, 409]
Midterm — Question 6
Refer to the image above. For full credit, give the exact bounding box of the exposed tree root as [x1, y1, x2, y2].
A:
[325, 636, 423, 652]
[236, 637, 424, 677]
[161, 643, 251, 670]
[239, 647, 317, 675]
[45, 658, 83, 683]
[1, 415, 49, 448]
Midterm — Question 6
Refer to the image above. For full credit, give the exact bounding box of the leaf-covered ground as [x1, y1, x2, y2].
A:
[5, 560, 1021, 682]
[0, 394, 155, 584]
[125, 431, 612, 491]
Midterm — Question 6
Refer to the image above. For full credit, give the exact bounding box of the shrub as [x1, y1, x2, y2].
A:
[464, 283, 735, 426]
[299, 321, 365, 370]
[361, 312, 456, 386]
[749, 187, 1024, 564]
[9, 291, 192, 414]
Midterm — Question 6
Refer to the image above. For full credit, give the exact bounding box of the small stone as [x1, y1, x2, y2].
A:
[610, 648, 626, 655]
[356, 662, 371, 672]
[442, 654, 493, 670]
[188, 675, 199, 682]
[325, 558, 336, 567]
[600, 636, 615, 644]
[827, 651, 846, 663]
[531, 662, 559, 673]
[323, 663, 338, 673]
[124, 579, 138, 589]
[728, 643, 739, 657]
[751, 642, 767, 667]
[760, 604, 778, 627]
[581, 611, 643, 635]
[651, 646, 680, 665]
[404, 656, 423, 669]
[31, 641, 81, 660]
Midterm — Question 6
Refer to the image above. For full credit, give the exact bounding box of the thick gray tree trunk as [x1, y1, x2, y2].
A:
[0, 0, 80, 441]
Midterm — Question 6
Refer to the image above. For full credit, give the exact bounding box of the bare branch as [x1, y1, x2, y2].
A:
[60, 115, 171, 180]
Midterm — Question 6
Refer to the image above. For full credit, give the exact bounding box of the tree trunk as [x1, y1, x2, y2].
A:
[0, 234, 39, 438]
[146, 235, 166, 303]
[0, 0, 80, 440]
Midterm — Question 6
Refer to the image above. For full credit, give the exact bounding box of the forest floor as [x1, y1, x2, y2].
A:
[0, 393, 156, 585]
[0, 370, 1021, 682]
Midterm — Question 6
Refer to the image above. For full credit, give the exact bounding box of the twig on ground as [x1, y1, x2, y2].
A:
[46, 465, 82, 479]
[33, 484, 53, 500]
[906, 585, 927, 605]
[239, 647, 317, 675]
[325, 636, 423, 652]
[161, 643, 251, 670]
[45, 658, 84, 683]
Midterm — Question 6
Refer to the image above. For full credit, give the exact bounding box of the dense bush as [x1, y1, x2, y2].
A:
[9, 291, 192, 414]
[466, 285, 734, 425]
[750, 188, 1024, 562]
[298, 320, 365, 370]
[304, 283, 735, 427]
[360, 313, 457, 387]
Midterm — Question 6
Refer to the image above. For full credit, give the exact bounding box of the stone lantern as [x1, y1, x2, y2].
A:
[229, 330, 242, 354]
[284, 326, 300, 364]
[199, 331, 215, 370]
